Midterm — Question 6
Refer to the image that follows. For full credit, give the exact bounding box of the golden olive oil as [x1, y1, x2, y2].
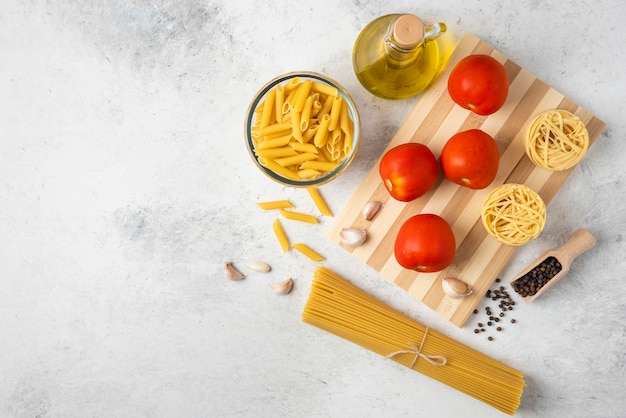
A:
[353, 14, 450, 100]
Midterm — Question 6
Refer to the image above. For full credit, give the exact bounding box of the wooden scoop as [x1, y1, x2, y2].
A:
[509, 229, 596, 303]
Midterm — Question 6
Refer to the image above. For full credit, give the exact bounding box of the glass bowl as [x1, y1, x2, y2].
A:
[244, 71, 361, 187]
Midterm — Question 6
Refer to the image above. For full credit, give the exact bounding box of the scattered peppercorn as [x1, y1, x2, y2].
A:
[473, 277, 519, 340]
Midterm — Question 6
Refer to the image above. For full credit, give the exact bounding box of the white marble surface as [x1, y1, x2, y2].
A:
[2, 1, 625, 417]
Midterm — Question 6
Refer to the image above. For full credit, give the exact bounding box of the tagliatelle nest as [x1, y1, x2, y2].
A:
[525, 109, 589, 171]
[481, 184, 546, 246]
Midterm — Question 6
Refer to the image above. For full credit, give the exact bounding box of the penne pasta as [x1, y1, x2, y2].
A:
[256, 121, 291, 137]
[259, 88, 276, 128]
[292, 243, 325, 262]
[259, 158, 300, 181]
[318, 145, 333, 162]
[311, 99, 322, 117]
[289, 141, 318, 154]
[331, 126, 342, 144]
[311, 81, 338, 97]
[272, 218, 290, 252]
[313, 114, 331, 148]
[339, 99, 351, 135]
[317, 95, 334, 119]
[307, 187, 333, 216]
[274, 84, 285, 123]
[290, 110, 303, 142]
[284, 77, 301, 93]
[291, 79, 312, 112]
[255, 146, 298, 159]
[275, 152, 318, 167]
[282, 87, 299, 114]
[328, 94, 343, 131]
[256, 200, 294, 210]
[300, 95, 314, 131]
[302, 125, 318, 143]
[300, 160, 340, 172]
[297, 168, 322, 179]
[343, 137, 353, 157]
[279, 208, 319, 224]
[257, 134, 292, 150]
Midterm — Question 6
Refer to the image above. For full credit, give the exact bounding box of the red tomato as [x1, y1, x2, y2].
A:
[448, 54, 509, 116]
[379, 143, 438, 202]
[394, 214, 456, 272]
[440, 129, 500, 189]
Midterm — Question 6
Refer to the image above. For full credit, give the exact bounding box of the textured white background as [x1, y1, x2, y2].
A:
[2, 1, 625, 417]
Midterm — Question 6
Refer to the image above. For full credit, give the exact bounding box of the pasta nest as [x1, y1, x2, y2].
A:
[524, 109, 589, 171]
[481, 184, 546, 246]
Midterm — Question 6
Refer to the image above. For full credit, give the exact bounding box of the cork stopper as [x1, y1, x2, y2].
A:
[392, 14, 425, 49]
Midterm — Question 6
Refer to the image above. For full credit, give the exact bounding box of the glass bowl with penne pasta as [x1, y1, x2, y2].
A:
[244, 71, 361, 187]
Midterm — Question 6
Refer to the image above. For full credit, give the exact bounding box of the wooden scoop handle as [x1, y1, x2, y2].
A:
[554, 229, 596, 267]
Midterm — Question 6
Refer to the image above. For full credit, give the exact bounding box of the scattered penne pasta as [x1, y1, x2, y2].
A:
[307, 187, 333, 216]
[256, 200, 295, 210]
[279, 208, 319, 224]
[292, 243, 325, 262]
[272, 218, 290, 252]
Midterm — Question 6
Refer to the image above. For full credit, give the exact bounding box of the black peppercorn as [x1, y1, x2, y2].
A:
[512, 256, 562, 297]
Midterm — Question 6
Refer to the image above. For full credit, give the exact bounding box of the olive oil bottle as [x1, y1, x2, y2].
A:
[353, 14, 450, 100]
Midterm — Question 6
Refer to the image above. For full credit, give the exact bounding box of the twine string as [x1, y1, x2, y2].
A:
[385, 327, 448, 368]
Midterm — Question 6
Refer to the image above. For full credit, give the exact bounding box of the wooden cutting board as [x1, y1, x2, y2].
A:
[327, 33, 605, 328]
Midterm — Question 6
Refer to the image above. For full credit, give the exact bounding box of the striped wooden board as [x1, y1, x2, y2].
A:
[327, 33, 605, 328]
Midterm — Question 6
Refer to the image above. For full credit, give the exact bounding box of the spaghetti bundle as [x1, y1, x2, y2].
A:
[302, 267, 525, 415]
[525, 109, 589, 170]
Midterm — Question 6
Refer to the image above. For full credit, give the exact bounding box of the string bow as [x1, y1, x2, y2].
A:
[385, 327, 448, 368]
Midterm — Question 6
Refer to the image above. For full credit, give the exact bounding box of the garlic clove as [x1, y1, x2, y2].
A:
[270, 278, 293, 295]
[362, 201, 382, 221]
[442, 277, 473, 298]
[224, 261, 245, 281]
[246, 261, 271, 273]
[340, 228, 367, 247]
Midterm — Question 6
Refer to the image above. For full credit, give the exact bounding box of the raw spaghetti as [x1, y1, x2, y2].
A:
[302, 266, 525, 415]
[525, 109, 589, 170]
[481, 183, 546, 246]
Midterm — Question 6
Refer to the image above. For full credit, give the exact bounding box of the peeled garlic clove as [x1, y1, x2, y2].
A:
[340, 228, 367, 247]
[270, 278, 293, 295]
[224, 261, 245, 281]
[362, 201, 382, 221]
[442, 277, 473, 298]
[246, 261, 271, 273]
